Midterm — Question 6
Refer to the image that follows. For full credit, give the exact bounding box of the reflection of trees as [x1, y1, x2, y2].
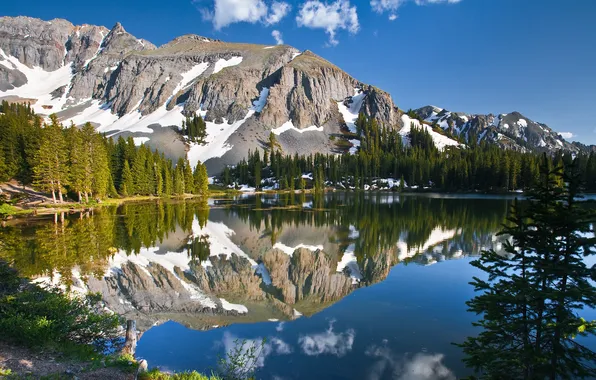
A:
[229, 193, 510, 265]
[188, 235, 210, 263]
[1, 195, 509, 282]
[0, 201, 210, 279]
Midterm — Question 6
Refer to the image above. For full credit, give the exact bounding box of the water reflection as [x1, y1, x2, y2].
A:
[0, 193, 511, 334]
[365, 341, 455, 380]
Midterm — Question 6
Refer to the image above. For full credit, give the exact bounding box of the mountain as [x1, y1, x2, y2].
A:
[0, 16, 584, 175]
[413, 106, 582, 153]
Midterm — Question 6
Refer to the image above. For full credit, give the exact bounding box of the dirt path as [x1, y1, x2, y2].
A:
[0, 342, 135, 379]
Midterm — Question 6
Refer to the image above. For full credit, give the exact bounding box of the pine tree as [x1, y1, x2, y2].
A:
[193, 162, 209, 198]
[120, 160, 134, 197]
[33, 118, 69, 203]
[174, 158, 186, 195]
[460, 156, 596, 379]
[90, 134, 111, 199]
[183, 159, 194, 194]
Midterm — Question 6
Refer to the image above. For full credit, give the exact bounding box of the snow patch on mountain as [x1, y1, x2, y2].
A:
[252, 87, 269, 112]
[271, 120, 324, 135]
[187, 110, 256, 167]
[0, 48, 74, 115]
[337, 88, 366, 155]
[399, 114, 461, 151]
[212, 56, 243, 74]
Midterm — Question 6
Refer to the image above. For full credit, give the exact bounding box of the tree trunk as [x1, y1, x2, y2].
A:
[78, 191, 82, 203]
[85, 192, 89, 203]
[122, 320, 137, 356]
[51, 190, 57, 204]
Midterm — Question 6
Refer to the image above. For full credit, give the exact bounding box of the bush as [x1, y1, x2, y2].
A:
[139, 369, 221, 380]
[0, 262, 121, 353]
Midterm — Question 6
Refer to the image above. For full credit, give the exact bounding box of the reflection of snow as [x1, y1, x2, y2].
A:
[365, 341, 455, 380]
[273, 242, 323, 257]
[220, 298, 248, 314]
[336, 244, 362, 284]
[298, 321, 355, 357]
[192, 218, 258, 267]
[108, 246, 217, 308]
[397, 228, 459, 261]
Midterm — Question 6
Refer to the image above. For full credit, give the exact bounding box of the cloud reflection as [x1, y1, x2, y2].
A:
[221, 332, 292, 371]
[298, 321, 355, 357]
[365, 340, 455, 380]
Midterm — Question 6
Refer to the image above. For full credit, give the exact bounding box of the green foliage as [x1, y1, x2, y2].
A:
[218, 338, 266, 380]
[459, 156, 596, 379]
[0, 203, 21, 219]
[140, 369, 221, 380]
[223, 114, 595, 193]
[0, 262, 121, 352]
[0, 102, 210, 203]
[182, 115, 207, 144]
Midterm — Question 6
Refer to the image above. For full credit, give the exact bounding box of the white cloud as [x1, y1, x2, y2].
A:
[371, 0, 461, 20]
[296, 0, 360, 46]
[298, 321, 355, 356]
[559, 132, 574, 139]
[198, 0, 291, 30]
[365, 341, 456, 380]
[272, 30, 284, 44]
[266, 1, 292, 25]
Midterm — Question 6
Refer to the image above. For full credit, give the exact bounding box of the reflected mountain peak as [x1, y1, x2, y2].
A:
[1, 193, 512, 332]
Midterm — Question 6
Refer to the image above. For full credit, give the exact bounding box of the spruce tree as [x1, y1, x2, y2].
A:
[33, 118, 69, 203]
[183, 159, 194, 194]
[120, 160, 134, 197]
[460, 156, 596, 379]
[193, 162, 209, 199]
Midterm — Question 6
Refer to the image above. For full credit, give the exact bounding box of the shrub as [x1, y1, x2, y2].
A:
[0, 262, 121, 353]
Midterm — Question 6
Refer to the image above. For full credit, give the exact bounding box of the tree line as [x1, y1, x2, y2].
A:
[224, 114, 596, 193]
[0, 101, 208, 203]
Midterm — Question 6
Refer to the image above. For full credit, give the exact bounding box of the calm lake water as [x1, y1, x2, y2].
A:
[1, 193, 595, 380]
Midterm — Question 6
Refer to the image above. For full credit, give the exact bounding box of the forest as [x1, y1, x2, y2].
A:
[0, 102, 209, 203]
[227, 114, 596, 192]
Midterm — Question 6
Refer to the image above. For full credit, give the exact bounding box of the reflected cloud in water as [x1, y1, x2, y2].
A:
[365, 340, 455, 380]
[221, 332, 292, 370]
[298, 321, 355, 357]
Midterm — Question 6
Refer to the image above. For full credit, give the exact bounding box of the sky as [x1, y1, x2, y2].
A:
[3, 0, 595, 144]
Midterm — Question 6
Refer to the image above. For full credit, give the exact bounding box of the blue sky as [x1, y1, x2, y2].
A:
[3, 0, 595, 143]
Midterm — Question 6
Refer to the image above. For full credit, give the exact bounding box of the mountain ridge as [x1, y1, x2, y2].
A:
[0, 16, 588, 174]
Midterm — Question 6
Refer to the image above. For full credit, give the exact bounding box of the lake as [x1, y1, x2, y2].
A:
[1, 192, 595, 379]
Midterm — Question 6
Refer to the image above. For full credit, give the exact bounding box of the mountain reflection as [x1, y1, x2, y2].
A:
[0, 193, 511, 330]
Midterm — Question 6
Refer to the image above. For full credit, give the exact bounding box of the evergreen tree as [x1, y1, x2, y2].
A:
[193, 162, 209, 198]
[183, 159, 194, 194]
[460, 157, 596, 379]
[33, 117, 69, 203]
[120, 160, 134, 197]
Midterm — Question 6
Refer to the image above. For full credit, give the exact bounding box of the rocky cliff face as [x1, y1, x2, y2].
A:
[0, 16, 403, 173]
